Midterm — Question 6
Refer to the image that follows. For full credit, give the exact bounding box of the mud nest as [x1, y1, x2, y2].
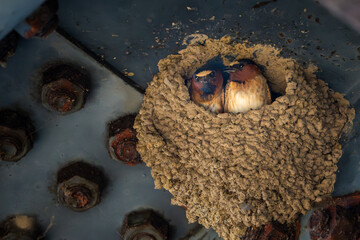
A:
[134, 37, 355, 240]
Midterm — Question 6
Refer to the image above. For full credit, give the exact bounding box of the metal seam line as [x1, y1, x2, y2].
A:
[55, 27, 146, 94]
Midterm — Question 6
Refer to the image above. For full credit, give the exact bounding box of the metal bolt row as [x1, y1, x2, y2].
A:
[1, 62, 141, 165]
[0, 209, 169, 240]
[0, 59, 151, 238]
[0, 161, 168, 239]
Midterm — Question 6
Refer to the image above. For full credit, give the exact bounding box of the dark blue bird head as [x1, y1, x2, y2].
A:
[191, 70, 223, 98]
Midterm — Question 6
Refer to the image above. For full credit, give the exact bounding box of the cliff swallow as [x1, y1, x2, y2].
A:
[189, 70, 224, 113]
[224, 59, 271, 114]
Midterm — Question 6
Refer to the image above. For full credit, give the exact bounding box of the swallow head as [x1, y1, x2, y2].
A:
[224, 59, 271, 113]
[225, 59, 261, 83]
[191, 70, 223, 99]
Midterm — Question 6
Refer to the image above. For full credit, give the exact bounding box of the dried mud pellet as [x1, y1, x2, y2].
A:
[0, 215, 41, 240]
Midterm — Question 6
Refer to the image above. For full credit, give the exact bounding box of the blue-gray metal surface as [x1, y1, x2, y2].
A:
[57, 1, 360, 238]
[0, 32, 196, 239]
[0, 0, 46, 40]
[57, 0, 360, 91]
[0, 0, 359, 239]
[318, 0, 360, 33]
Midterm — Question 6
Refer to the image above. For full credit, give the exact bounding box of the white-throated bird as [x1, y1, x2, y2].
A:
[224, 59, 271, 114]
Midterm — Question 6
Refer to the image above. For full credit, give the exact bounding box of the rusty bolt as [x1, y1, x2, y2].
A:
[57, 161, 105, 212]
[23, 0, 59, 38]
[41, 63, 90, 114]
[334, 191, 360, 209]
[108, 114, 141, 165]
[120, 209, 169, 240]
[0, 215, 41, 240]
[0, 31, 20, 68]
[308, 192, 360, 240]
[243, 220, 300, 240]
[0, 110, 35, 162]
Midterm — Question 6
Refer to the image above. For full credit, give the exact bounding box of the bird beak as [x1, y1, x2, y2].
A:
[223, 67, 235, 74]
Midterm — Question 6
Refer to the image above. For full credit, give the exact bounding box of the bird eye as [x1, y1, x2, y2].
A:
[233, 63, 245, 70]
[209, 71, 216, 77]
[194, 75, 200, 81]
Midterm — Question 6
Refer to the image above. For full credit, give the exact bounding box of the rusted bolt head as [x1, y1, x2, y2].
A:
[0, 110, 34, 162]
[109, 128, 139, 165]
[24, 0, 59, 38]
[57, 162, 105, 212]
[108, 114, 141, 165]
[334, 191, 360, 209]
[42, 78, 82, 113]
[308, 205, 357, 240]
[120, 209, 169, 240]
[0, 215, 41, 240]
[41, 63, 90, 114]
[58, 175, 100, 212]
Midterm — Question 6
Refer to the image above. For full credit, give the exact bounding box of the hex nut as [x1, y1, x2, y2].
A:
[0, 110, 35, 162]
[108, 114, 141, 165]
[41, 63, 90, 114]
[120, 209, 169, 240]
[57, 162, 105, 212]
[24, 0, 59, 38]
[0, 215, 41, 240]
[0, 31, 19, 68]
